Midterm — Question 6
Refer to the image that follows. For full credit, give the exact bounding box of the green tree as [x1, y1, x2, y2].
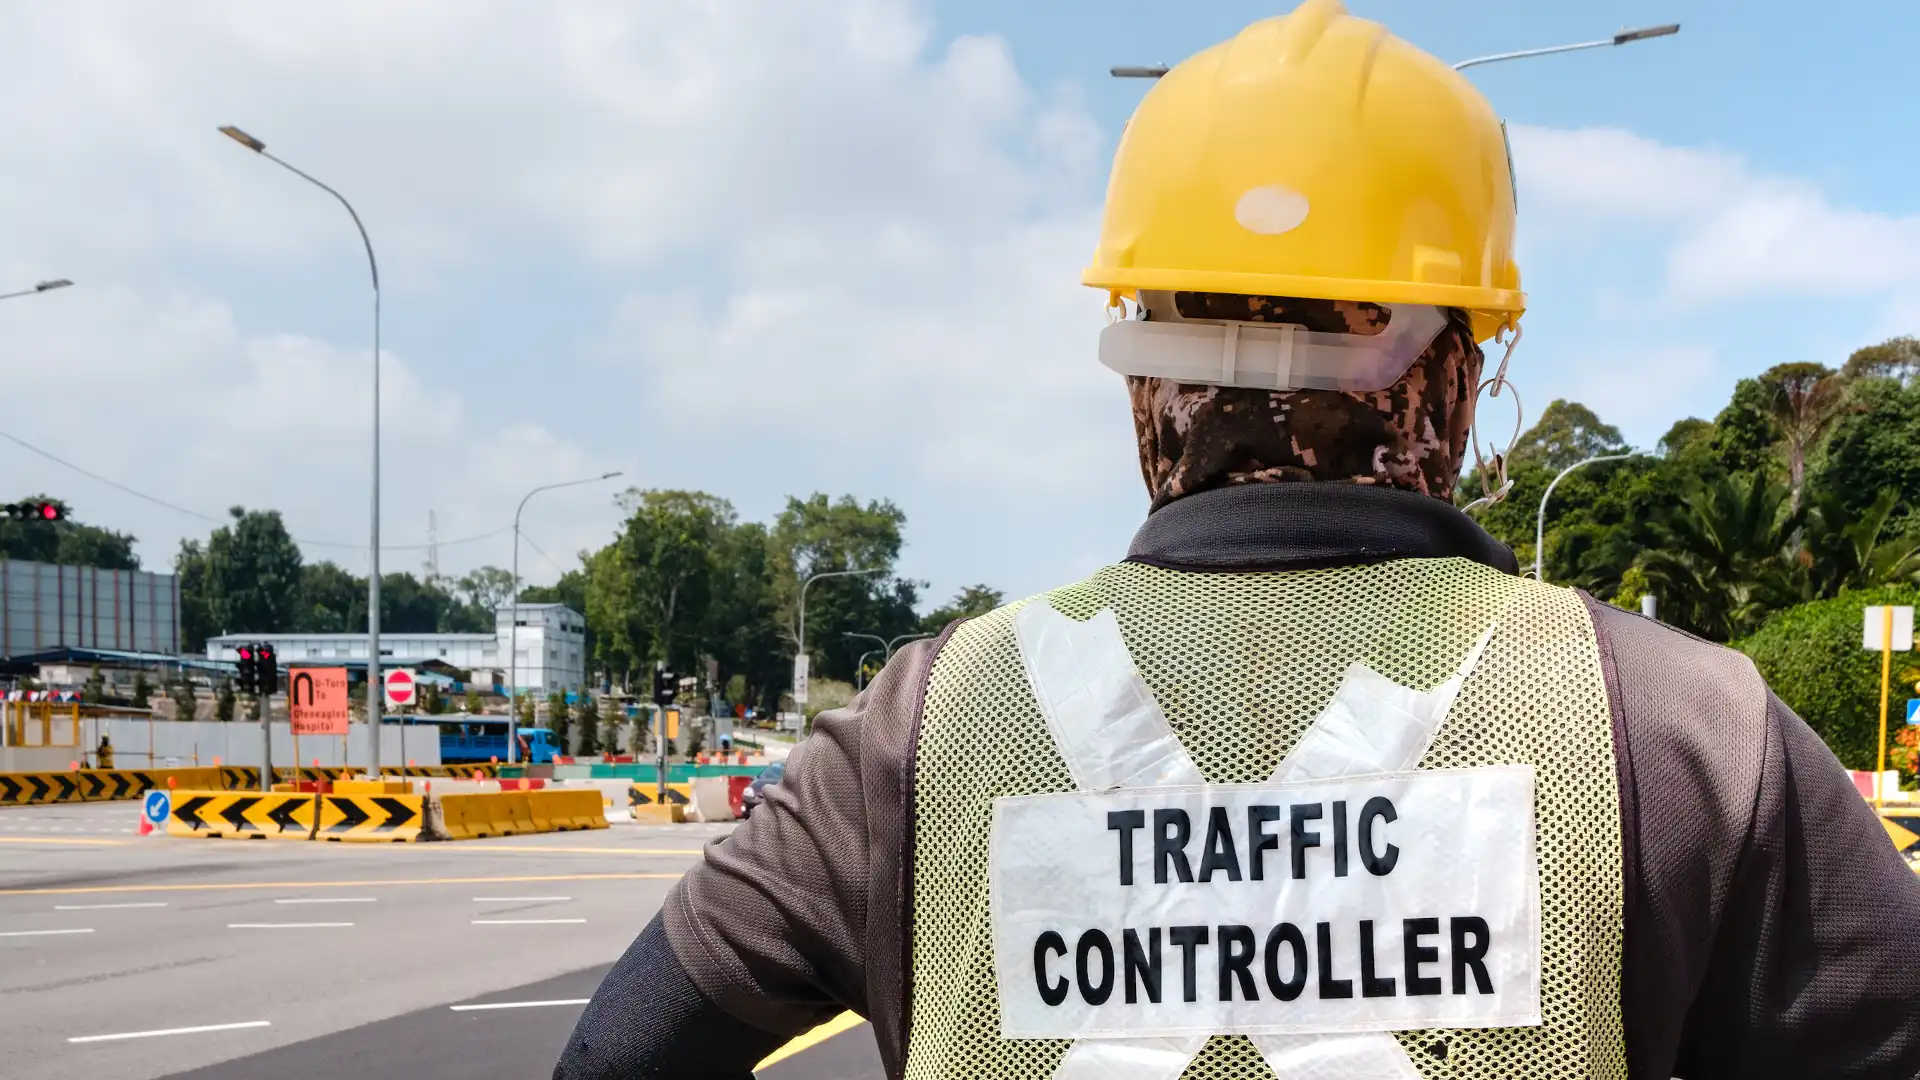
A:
[168, 678, 197, 723]
[297, 561, 363, 632]
[1739, 585, 1920, 769]
[1639, 472, 1802, 641]
[703, 522, 784, 712]
[463, 687, 482, 714]
[1711, 377, 1785, 478]
[454, 565, 516, 616]
[1841, 335, 1920, 385]
[772, 493, 919, 683]
[81, 665, 104, 705]
[551, 696, 572, 754]
[131, 672, 151, 709]
[198, 507, 304, 637]
[516, 692, 535, 726]
[546, 691, 567, 730]
[1812, 375, 1920, 525]
[1758, 362, 1847, 511]
[0, 495, 138, 568]
[175, 540, 213, 652]
[573, 694, 600, 756]
[922, 584, 1004, 632]
[214, 679, 235, 723]
[1508, 400, 1628, 472]
[418, 681, 446, 715]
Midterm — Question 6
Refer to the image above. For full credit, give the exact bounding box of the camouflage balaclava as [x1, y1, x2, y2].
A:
[1126, 292, 1483, 509]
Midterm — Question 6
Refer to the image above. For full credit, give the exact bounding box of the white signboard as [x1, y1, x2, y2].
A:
[791, 655, 810, 706]
[383, 667, 418, 709]
[1863, 606, 1915, 652]
[991, 766, 1540, 1039]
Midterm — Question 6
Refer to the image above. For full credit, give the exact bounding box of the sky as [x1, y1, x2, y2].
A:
[3, 0, 1917, 611]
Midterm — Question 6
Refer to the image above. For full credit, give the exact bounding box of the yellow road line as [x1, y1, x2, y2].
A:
[0, 836, 128, 847]
[754, 1011, 868, 1071]
[0, 872, 682, 898]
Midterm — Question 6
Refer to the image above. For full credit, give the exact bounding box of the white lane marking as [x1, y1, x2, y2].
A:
[470, 918, 587, 925]
[69, 1020, 272, 1044]
[55, 902, 167, 911]
[471, 895, 572, 902]
[227, 922, 354, 929]
[0, 927, 95, 937]
[273, 897, 376, 905]
[448, 998, 592, 1012]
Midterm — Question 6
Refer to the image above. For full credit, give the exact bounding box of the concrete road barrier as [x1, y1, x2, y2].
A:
[526, 789, 607, 831]
[315, 792, 425, 842]
[626, 781, 693, 807]
[166, 790, 318, 839]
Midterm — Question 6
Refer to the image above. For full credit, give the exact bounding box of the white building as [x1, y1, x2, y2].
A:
[206, 602, 587, 694]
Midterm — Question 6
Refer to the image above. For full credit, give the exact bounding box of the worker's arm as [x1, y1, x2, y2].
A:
[554, 915, 784, 1079]
[1671, 692, 1920, 1078]
[555, 633, 945, 1079]
[1589, 596, 1920, 1078]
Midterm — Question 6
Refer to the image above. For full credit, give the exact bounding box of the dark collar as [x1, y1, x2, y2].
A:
[1125, 483, 1519, 574]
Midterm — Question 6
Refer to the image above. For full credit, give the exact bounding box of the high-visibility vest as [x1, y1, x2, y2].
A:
[903, 557, 1625, 1080]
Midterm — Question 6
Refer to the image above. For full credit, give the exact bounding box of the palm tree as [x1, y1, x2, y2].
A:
[1764, 363, 1848, 512]
[1639, 472, 1802, 640]
[1803, 488, 1920, 596]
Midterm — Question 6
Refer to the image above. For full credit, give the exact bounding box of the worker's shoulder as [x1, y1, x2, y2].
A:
[1573, 588, 1770, 744]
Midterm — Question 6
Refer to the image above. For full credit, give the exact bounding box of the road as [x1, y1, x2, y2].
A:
[0, 798, 884, 1079]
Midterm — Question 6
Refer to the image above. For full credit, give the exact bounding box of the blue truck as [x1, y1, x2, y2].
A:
[405, 716, 562, 764]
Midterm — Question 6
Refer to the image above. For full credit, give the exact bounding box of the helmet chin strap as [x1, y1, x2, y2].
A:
[1463, 323, 1524, 514]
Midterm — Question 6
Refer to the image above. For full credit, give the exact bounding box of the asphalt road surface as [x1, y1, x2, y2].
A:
[0, 797, 884, 1079]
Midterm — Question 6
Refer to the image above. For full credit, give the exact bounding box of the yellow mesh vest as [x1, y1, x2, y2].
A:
[904, 558, 1624, 1080]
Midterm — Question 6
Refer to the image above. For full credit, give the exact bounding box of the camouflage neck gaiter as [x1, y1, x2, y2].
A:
[1126, 293, 1483, 509]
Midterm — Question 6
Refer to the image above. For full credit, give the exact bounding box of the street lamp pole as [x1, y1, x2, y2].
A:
[886, 631, 933, 659]
[0, 279, 73, 302]
[1110, 23, 1679, 79]
[507, 471, 623, 763]
[1536, 453, 1634, 582]
[1452, 24, 1680, 71]
[796, 569, 884, 709]
[218, 125, 385, 774]
[854, 649, 884, 692]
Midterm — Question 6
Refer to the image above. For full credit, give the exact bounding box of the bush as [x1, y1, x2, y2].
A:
[131, 672, 151, 709]
[574, 695, 600, 756]
[463, 688, 481, 714]
[1738, 585, 1920, 770]
[214, 679, 236, 724]
[801, 678, 854, 720]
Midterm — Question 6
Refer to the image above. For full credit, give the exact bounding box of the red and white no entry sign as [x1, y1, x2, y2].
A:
[383, 667, 418, 708]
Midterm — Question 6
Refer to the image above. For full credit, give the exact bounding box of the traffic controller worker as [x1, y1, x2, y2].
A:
[556, 3, 1920, 1077]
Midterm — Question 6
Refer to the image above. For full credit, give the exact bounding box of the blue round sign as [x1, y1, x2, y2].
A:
[143, 790, 170, 825]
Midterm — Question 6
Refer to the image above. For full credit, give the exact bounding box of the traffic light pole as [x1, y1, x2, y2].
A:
[259, 686, 273, 792]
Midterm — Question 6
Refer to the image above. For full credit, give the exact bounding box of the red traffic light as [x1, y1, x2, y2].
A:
[38, 503, 59, 520]
[260, 645, 275, 659]
[238, 647, 253, 660]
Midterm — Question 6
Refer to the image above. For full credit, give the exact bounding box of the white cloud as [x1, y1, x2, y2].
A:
[1511, 124, 1920, 308]
[0, 0, 1130, 607]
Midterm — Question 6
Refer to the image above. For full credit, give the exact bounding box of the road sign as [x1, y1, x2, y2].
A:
[1863, 606, 1915, 651]
[143, 790, 169, 826]
[1909, 699, 1920, 726]
[792, 655, 810, 706]
[383, 668, 418, 709]
[289, 667, 350, 736]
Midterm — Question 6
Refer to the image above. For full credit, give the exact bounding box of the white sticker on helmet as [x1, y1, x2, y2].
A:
[1234, 185, 1311, 235]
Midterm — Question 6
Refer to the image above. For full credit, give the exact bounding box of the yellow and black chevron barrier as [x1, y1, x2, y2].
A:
[1881, 808, 1920, 862]
[315, 792, 425, 842]
[627, 781, 693, 806]
[0, 766, 232, 806]
[166, 790, 318, 839]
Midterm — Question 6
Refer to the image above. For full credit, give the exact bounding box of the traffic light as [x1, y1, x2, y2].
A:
[235, 645, 257, 695]
[653, 666, 677, 706]
[258, 644, 277, 695]
[3, 500, 63, 522]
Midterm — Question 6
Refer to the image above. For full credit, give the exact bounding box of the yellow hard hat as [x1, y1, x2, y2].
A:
[1084, 0, 1524, 342]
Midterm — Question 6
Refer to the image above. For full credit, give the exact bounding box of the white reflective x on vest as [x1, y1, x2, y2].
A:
[995, 602, 1538, 1078]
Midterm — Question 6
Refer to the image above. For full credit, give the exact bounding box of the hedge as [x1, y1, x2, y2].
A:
[1737, 585, 1920, 770]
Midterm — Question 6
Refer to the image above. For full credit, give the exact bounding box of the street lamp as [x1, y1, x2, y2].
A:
[853, 648, 884, 692]
[0, 279, 73, 302]
[1536, 453, 1635, 582]
[795, 568, 884, 709]
[218, 124, 385, 773]
[506, 471, 623, 762]
[1111, 23, 1679, 78]
[1452, 24, 1680, 71]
